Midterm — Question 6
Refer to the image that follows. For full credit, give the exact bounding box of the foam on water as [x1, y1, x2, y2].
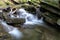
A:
[18, 8, 44, 25]
[0, 8, 44, 40]
[8, 8, 44, 25]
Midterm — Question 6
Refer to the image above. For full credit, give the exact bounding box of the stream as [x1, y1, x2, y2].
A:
[0, 8, 60, 40]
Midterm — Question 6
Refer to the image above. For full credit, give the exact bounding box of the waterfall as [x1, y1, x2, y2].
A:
[0, 8, 44, 40]
[0, 8, 51, 40]
[0, 8, 44, 39]
[18, 8, 44, 25]
[8, 8, 44, 25]
[17, 8, 53, 30]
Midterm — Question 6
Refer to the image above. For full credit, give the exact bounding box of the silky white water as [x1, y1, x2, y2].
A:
[17, 8, 53, 30]
[18, 8, 44, 25]
[0, 20, 23, 40]
[0, 8, 47, 40]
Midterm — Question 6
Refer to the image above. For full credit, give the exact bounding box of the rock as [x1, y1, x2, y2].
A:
[36, 8, 42, 19]
[6, 18, 25, 24]
[21, 5, 36, 14]
[0, 10, 3, 19]
[2, 8, 25, 24]
[40, 1, 60, 28]
[57, 19, 60, 26]
[3, 7, 11, 12]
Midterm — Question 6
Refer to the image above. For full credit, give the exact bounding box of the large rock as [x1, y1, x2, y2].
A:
[2, 10, 25, 24]
[6, 18, 25, 24]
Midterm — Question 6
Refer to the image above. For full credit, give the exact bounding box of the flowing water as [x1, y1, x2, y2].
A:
[0, 8, 45, 40]
[0, 8, 59, 40]
[18, 8, 44, 25]
[0, 20, 23, 40]
[0, 8, 44, 40]
[17, 8, 54, 30]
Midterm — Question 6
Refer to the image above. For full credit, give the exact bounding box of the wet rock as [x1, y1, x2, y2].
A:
[26, 6, 36, 14]
[40, 1, 60, 28]
[2, 8, 25, 24]
[22, 5, 36, 14]
[6, 18, 25, 24]
[36, 8, 42, 19]
[0, 10, 3, 19]
[3, 7, 11, 12]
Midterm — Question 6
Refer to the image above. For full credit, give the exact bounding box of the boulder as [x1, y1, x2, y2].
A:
[6, 18, 25, 24]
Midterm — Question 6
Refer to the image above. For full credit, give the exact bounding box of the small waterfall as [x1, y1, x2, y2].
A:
[0, 8, 44, 40]
[0, 7, 54, 40]
[18, 8, 44, 25]
[0, 20, 23, 40]
[8, 8, 44, 25]
[0, 8, 52, 40]
[17, 8, 53, 30]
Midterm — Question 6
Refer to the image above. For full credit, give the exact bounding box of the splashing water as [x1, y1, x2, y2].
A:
[0, 8, 53, 40]
[0, 20, 23, 40]
[18, 8, 44, 25]
[18, 8, 54, 30]
[0, 8, 44, 40]
[8, 8, 44, 25]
